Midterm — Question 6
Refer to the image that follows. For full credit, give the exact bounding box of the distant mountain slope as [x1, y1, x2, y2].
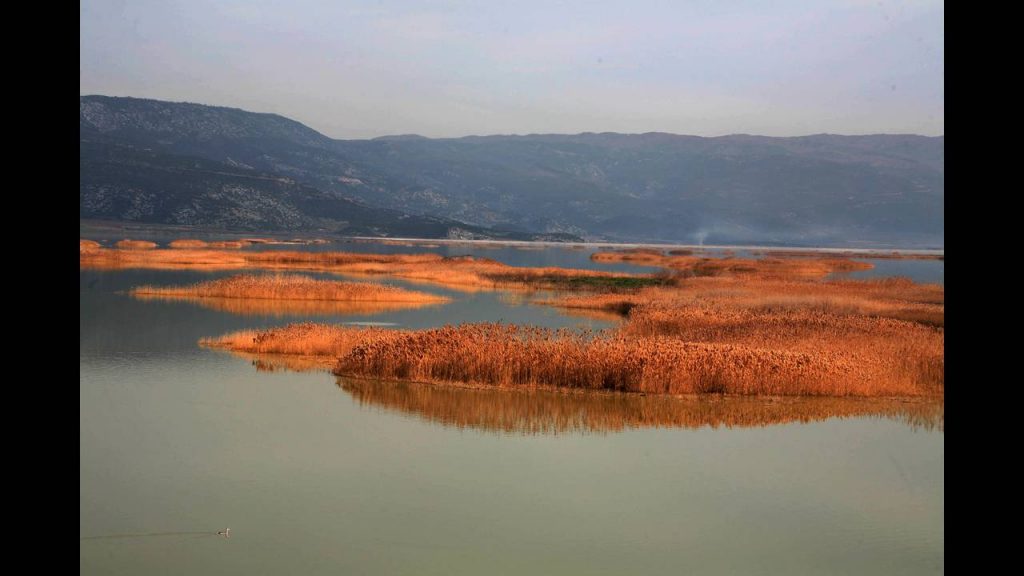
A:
[80, 96, 943, 246]
[79, 140, 573, 240]
[333, 132, 943, 246]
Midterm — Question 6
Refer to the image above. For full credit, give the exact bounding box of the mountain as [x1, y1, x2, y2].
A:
[80, 96, 944, 247]
[79, 97, 577, 241]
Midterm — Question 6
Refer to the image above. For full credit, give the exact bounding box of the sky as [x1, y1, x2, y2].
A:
[80, 0, 943, 140]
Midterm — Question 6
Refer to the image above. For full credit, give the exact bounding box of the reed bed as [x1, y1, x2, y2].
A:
[132, 274, 449, 310]
[114, 239, 157, 250]
[208, 240, 247, 249]
[82, 245, 649, 291]
[590, 250, 873, 279]
[539, 276, 944, 326]
[591, 248, 667, 264]
[116, 239, 943, 399]
[134, 294, 441, 316]
[168, 239, 210, 249]
[80, 239, 101, 252]
[200, 269, 944, 398]
[201, 322, 397, 357]
[203, 322, 941, 397]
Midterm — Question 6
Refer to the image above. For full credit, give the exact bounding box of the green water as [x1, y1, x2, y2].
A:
[80, 253, 943, 575]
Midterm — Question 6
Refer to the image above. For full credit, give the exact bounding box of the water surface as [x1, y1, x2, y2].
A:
[81, 244, 943, 575]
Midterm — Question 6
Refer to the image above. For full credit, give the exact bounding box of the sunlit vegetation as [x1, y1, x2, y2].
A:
[135, 294, 443, 316]
[208, 241, 247, 249]
[114, 239, 157, 250]
[204, 320, 941, 397]
[540, 276, 944, 327]
[114, 238, 943, 399]
[591, 249, 874, 279]
[201, 322, 394, 357]
[81, 245, 651, 291]
[198, 252, 943, 398]
[591, 248, 669, 265]
[168, 239, 209, 249]
[132, 274, 449, 315]
[80, 239, 101, 252]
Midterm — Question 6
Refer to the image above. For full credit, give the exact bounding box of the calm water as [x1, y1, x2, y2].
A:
[80, 245, 943, 575]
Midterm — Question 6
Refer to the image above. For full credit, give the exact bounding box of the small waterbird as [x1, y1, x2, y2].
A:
[217, 528, 231, 538]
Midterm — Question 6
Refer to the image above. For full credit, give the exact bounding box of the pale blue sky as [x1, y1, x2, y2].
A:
[80, 0, 943, 139]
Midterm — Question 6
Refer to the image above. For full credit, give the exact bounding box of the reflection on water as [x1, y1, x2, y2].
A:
[81, 247, 943, 575]
[221, 348, 944, 435]
[337, 378, 944, 435]
[248, 353, 336, 373]
[830, 258, 944, 285]
[132, 293, 448, 316]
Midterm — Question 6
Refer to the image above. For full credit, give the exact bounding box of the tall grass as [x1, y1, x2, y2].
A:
[114, 239, 157, 250]
[135, 294, 442, 316]
[207, 241, 247, 249]
[200, 269, 944, 398]
[168, 239, 209, 249]
[132, 273, 449, 304]
[591, 250, 874, 279]
[201, 322, 395, 356]
[82, 245, 650, 290]
[203, 322, 941, 397]
[540, 277, 944, 327]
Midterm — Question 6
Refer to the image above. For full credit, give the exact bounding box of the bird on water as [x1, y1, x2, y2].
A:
[217, 528, 231, 538]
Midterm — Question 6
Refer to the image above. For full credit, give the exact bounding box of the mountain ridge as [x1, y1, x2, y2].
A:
[80, 95, 944, 247]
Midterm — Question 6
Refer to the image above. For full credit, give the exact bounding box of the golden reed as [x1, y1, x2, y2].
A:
[132, 273, 448, 303]
[203, 322, 941, 397]
[82, 245, 651, 291]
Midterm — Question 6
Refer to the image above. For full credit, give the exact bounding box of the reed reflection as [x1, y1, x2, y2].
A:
[336, 377, 942, 434]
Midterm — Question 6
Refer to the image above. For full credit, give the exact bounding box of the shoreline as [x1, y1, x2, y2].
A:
[79, 220, 944, 256]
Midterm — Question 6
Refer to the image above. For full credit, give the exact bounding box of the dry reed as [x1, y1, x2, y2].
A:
[115, 239, 157, 250]
[203, 321, 941, 397]
[168, 239, 210, 249]
[82, 245, 650, 291]
[591, 250, 874, 279]
[134, 294, 443, 316]
[132, 274, 449, 305]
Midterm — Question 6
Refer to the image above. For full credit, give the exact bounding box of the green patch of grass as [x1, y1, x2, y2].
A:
[548, 275, 669, 289]
[483, 272, 670, 289]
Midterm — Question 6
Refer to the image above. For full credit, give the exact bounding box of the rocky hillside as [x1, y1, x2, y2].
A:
[81, 96, 944, 246]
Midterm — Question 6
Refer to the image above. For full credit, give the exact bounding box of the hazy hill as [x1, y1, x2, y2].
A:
[80, 96, 943, 246]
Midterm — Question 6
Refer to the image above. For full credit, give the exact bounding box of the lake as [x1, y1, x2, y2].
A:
[80, 241, 943, 575]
